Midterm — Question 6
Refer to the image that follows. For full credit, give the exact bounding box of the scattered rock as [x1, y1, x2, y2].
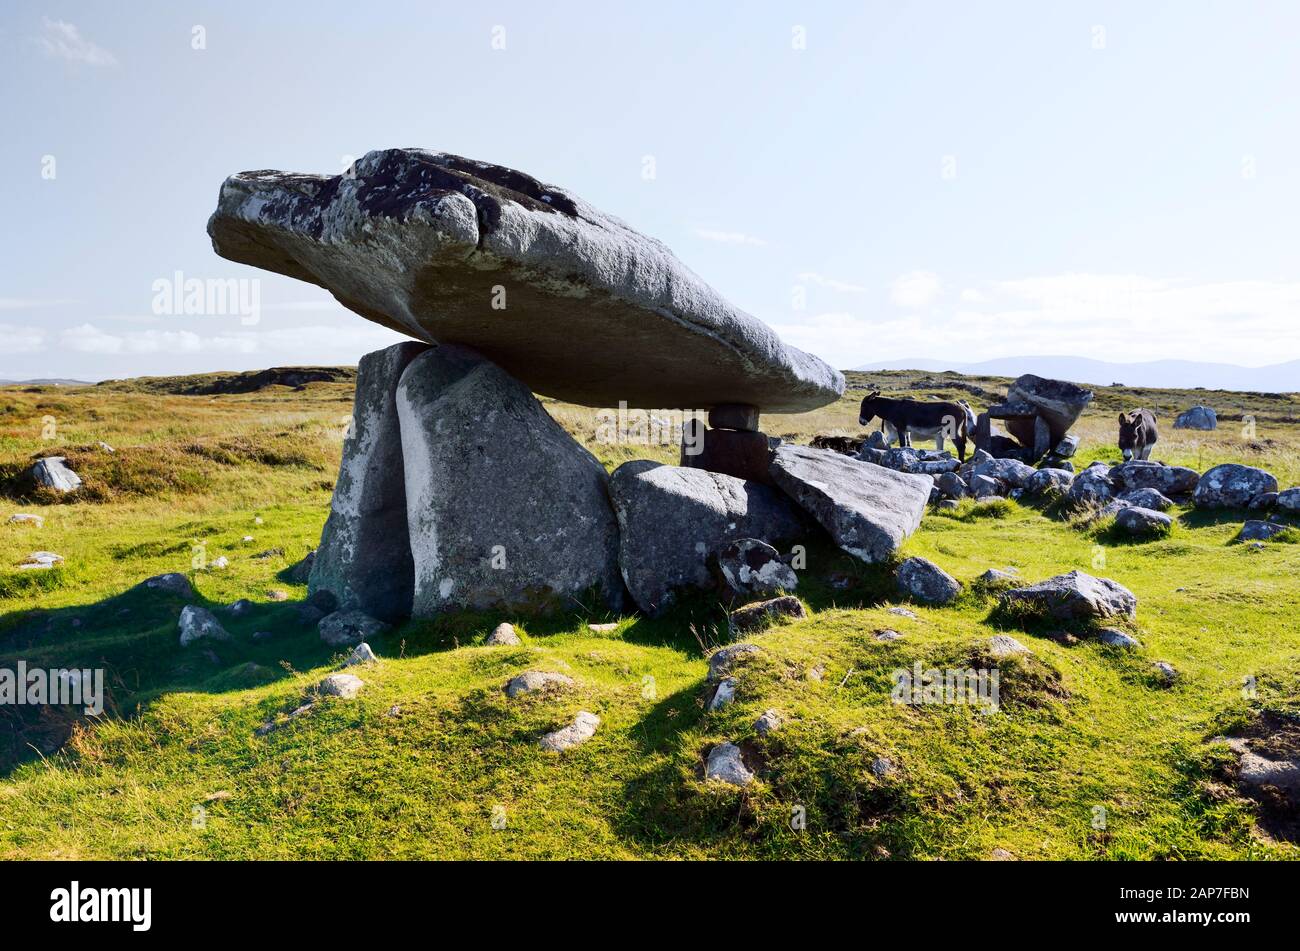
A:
[708, 678, 738, 711]
[969, 456, 1037, 489]
[895, 557, 962, 605]
[7, 513, 44, 527]
[1250, 492, 1278, 511]
[1000, 570, 1137, 621]
[708, 644, 762, 681]
[990, 848, 1017, 861]
[769, 444, 931, 563]
[17, 551, 63, 570]
[935, 498, 960, 511]
[874, 629, 904, 642]
[1097, 628, 1141, 650]
[970, 474, 1002, 499]
[485, 622, 522, 646]
[23, 456, 81, 494]
[1114, 506, 1173, 536]
[1025, 468, 1074, 495]
[539, 711, 600, 752]
[1194, 464, 1279, 509]
[1118, 487, 1174, 511]
[209, 556, 229, 569]
[1151, 661, 1178, 686]
[178, 605, 231, 647]
[1068, 463, 1115, 505]
[935, 471, 969, 499]
[318, 610, 390, 647]
[704, 742, 754, 786]
[504, 671, 575, 698]
[225, 598, 255, 617]
[728, 595, 807, 635]
[1173, 406, 1217, 430]
[887, 606, 918, 619]
[1110, 461, 1200, 496]
[716, 537, 799, 598]
[317, 673, 365, 699]
[1276, 487, 1300, 513]
[266, 589, 289, 601]
[343, 642, 378, 666]
[870, 756, 897, 778]
[1237, 520, 1290, 542]
[754, 709, 782, 736]
[252, 548, 285, 560]
[588, 622, 619, 632]
[135, 573, 196, 599]
[975, 568, 1019, 589]
[287, 550, 315, 584]
[987, 634, 1032, 658]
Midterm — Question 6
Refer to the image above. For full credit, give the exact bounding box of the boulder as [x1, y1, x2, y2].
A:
[1110, 461, 1199, 496]
[1237, 520, 1290, 542]
[319, 610, 390, 647]
[24, 456, 81, 494]
[609, 461, 807, 615]
[504, 671, 574, 698]
[987, 634, 1032, 658]
[1250, 492, 1278, 511]
[1114, 506, 1173, 536]
[708, 677, 738, 711]
[1118, 487, 1174, 511]
[135, 573, 196, 598]
[753, 709, 782, 736]
[318, 673, 365, 699]
[1276, 487, 1300, 513]
[707, 643, 762, 681]
[1053, 435, 1079, 458]
[539, 711, 599, 752]
[178, 606, 230, 647]
[935, 471, 969, 499]
[1002, 375, 1094, 446]
[1097, 628, 1141, 650]
[729, 595, 806, 635]
[704, 742, 754, 787]
[1025, 468, 1074, 495]
[1151, 662, 1178, 686]
[1067, 463, 1115, 505]
[716, 538, 798, 599]
[975, 568, 1019, 589]
[970, 456, 1036, 489]
[1193, 464, 1278, 509]
[309, 341, 427, 622]
[1001, 570, 1137, 621]
[8, 513, 44, 526]
[18, 551, 63, 570]
[397, 346, 624, 617]
[208, 148, 843, 413]
[970, 474, 1002, 498]
[1174, 406, 1217, 430]
[343, 642, 378, 666]
[769, 445, 931, 563]
[895, 557, 961, 605]
[485, 622, 521, 646]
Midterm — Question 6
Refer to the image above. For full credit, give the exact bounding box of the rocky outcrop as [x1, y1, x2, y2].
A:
[609, 462, 807, 615]
[309, 341, 427, 622]
[397, 346, 624, 617]
[769, 445, 931, 563]
[208, 148, 842, 413]
[1193, 464, 1278, 509]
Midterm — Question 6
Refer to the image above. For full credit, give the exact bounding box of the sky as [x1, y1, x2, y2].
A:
[2, 0, 1299, 381]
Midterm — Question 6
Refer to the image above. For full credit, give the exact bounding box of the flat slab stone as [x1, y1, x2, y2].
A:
[768, 445, 931, 563]
[208, 149, 844, 413]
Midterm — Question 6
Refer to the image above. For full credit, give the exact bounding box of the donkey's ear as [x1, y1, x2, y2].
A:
[1118, 411, 1129, 423]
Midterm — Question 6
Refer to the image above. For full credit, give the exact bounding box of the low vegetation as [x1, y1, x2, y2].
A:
[0, 370, 1297, 859]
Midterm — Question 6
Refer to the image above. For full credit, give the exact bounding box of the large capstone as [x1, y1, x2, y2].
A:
[396, 345, 624, 617]
[309, 341, 427, 622]
[608, 461, 809, 616]
[768, 445, 931, 563]
[208, 149, 843, 414]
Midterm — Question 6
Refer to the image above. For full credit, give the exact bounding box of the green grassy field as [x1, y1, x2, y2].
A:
[1, 370, 1297, 859]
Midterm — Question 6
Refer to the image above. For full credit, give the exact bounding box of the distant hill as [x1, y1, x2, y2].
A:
[857, 355, 1300, 393]
[93, 366, 356, 395]
[0, 377, 93, 387]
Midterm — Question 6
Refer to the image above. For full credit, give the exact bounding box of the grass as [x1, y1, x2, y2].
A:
[0, 370, 1297, 859]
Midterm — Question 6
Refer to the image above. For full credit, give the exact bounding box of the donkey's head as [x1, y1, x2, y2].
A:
[1118, 411, 1144, 461]
[858, 390, 882, 426]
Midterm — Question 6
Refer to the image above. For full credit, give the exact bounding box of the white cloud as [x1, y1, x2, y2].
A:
[59, 321, 408, 360]
[693, 228, 767, 247]
[36, 18, 118, 67]
[0, 324, 46, 354]
[771, 273, 1300, 369]
[797, 272, 868, 294]
[0, 298, 76, 310]
[890, 270, 943, 309]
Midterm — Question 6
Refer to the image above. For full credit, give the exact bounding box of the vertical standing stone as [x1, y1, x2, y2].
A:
[396, 345, 625, 617]
[309, 341, 428, 622]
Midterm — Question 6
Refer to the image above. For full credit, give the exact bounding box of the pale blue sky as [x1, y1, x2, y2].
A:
[3, 0, 1299, 380]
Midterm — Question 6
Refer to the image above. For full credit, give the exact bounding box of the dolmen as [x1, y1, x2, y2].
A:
[972, 374, 1093, 464]
[209, 149, 933, 621]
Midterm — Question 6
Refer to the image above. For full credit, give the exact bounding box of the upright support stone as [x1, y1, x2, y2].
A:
[973, 412, 992, 454]
[309, 341, 428, 622]
[707, 403, 761, 432]
[1030, 415, 1053, 462]
[681, 420, 774, 485]
[396, 345, 625, 617]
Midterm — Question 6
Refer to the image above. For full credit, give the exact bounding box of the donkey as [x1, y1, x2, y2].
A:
[1118, 409, 1158, 461]
[859, 391, 972, 461]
